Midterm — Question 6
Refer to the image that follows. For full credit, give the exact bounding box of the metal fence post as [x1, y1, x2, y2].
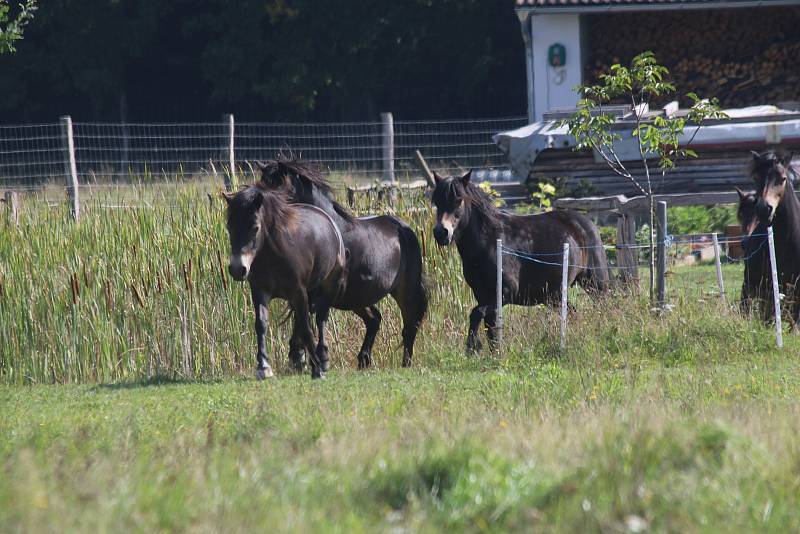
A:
[223, 113, 235, 191]
[496, 238, 503, 350]
[560, 241, 570, 351]
[60, 116, 80, 221]
[656, 201, 667, 308]
[767, 226, 783, 349]
[381, 112, 395, 183]
[712, 232, 725, 306]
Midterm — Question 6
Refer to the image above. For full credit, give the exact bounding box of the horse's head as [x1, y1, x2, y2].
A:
[257, 156, 328, 205]
[222, 185, 293, 281]
[431, 170, 474, 246]
[736, 187, 759, 236]
[751, 150, 794, 224]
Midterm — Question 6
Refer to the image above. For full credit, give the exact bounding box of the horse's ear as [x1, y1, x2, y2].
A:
[256, 160, 267, 171]
[751, 150, 762, 161]
[221, 191, 234, 204]
[432, 171, 444, 185]
[734, 186, 746, 200]
[460, 170, 473, 185]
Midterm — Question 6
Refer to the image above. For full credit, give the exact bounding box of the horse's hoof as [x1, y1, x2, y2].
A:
[311, 371, 326, 380]
[255, 366, 274, 380]
[357, 352, 371, 369]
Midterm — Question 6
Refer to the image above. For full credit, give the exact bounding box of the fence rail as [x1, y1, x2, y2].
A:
[0, 115, 527, 191]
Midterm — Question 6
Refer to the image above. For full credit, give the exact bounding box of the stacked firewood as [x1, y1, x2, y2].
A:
[584, 7, 800, 108]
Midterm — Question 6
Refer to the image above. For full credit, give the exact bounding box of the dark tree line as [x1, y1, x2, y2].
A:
[0, 1, 526, 123]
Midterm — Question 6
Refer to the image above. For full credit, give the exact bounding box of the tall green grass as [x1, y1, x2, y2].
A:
[0, 178, 793, 384]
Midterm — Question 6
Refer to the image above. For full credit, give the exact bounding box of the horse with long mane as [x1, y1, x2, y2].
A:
[223, 183, 348, 379]
[431, 170, 610, 352]
[751, 149, 800, 328]
[735, 187, 770, 317]
[258, 156, 428, 370]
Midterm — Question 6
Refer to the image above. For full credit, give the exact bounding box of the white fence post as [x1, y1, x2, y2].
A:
[223, 113, 235, 191]
[381, 112, 395, 183]
[560, 241, 570, 351]
[60, 116, 80, 221]
[656, 201, 667, 308]
[767, 226, 783, 349]
[496, 238, 503, 350]
[712, 232, 725, 306]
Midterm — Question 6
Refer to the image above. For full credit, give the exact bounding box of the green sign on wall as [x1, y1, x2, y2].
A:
[548, 43, 566, 67]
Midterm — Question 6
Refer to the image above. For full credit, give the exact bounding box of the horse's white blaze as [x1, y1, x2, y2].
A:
[230, 251, 255, 275]
[439, 201, 463, 242]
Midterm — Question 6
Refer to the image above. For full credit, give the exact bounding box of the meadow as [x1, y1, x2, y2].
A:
[1, 179, 799, 531]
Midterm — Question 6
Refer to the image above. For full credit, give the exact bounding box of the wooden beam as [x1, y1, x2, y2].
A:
[554, 191, 751, 213]
[413, 150, 436, 188]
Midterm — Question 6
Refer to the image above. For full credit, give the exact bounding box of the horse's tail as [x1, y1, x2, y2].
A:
[580, 217, 612, 294]
[397, 223, 429, 327]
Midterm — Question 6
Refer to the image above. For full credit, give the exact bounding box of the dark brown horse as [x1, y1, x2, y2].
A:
[431, 170, 610, 352]
[751, 149, 800, 328]
[258, 157, 428, 369]
[735, 187, 769, 317]
[223, 184, 348, 379]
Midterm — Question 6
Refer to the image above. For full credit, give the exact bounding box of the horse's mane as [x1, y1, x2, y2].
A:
[229, 182, 297, 233]
[433, 175, 503, 229]
[259, 153, 356, 223]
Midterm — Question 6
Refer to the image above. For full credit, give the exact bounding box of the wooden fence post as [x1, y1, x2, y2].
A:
[495, 238, 503, 350]
[656, 201, 667, 308]
[767, 226, 783, 349]
[560, 241, 570, 351]
[4, 191, 20, 226]
[381, 112, 395, 183]
[616, 212, 638, 286]
[223, 113, 235, 191]
[60, 116, 80, 221]
[414, 150, 436, 188]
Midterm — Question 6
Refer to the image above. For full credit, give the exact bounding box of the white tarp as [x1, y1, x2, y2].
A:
[494, 106, 800, 180]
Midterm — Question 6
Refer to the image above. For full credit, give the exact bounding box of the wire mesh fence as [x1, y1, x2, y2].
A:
[0, 115, 528, 194]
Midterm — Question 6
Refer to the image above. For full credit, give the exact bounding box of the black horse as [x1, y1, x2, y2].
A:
[735, 187, 769, 317]
[431, 170, 611, 352]
[223, 184, 348, 379]
[258, 157, 428, 369]
[751, 149, 800, 328]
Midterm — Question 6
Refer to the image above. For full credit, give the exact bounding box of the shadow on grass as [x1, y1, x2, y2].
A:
[93, 374, 234, 391]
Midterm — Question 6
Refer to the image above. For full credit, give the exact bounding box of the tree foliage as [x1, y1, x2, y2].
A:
[0, 0, 525, 122]
[0, 0, 36, 54]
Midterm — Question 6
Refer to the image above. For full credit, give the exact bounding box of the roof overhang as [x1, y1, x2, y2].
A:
[516, 0, 800, 15]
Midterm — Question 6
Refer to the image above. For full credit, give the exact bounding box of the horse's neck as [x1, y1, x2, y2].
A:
[775, 186, 800, 243]
[456, 210, 503, 261]
[307, 188, 352, 229]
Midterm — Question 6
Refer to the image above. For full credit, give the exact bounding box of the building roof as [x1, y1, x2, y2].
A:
[516, 0, 800, 13]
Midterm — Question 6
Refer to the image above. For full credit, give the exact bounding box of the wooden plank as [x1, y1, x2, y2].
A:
[554, 191, 744, 213]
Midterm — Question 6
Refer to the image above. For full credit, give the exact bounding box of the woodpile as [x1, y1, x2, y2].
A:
[585, 7, 800, 109]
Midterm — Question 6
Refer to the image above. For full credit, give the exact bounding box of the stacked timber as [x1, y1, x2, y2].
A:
[585, 7, 800, 109]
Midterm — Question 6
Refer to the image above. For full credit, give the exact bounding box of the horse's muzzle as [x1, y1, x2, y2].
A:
[756, 200, 774, 223]
[229, 263, 248, 281]
[433, 224, 451, 246]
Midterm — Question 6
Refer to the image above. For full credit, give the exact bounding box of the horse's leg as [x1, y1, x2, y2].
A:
[391, 289, 428, 368]
[466, 305, 486, 354]
[353, 306, 381, 369]
[315, 304, 332, 373]
[484, 308, 499, 353]
[250, 285, 273, 380]
[287, 323, 305, 373]
[291, 292, 321, 379]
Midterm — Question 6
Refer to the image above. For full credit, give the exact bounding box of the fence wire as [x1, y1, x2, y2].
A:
[0, 116, 527, 192]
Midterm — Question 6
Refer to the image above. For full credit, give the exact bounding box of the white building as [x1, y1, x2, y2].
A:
[515, 0, 800, 123]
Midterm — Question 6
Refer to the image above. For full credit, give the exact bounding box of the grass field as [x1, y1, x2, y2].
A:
[2, 183, 800, 531]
